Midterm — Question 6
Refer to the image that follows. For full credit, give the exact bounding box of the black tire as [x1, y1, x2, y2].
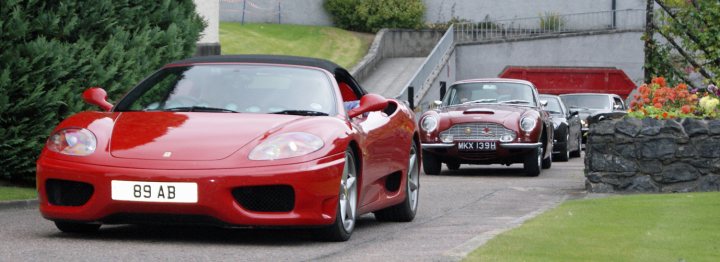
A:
[375, 143, 419, 222]
[318, 149, 358, 242]
[54, 221, 100, 233]
[570, 132, 582, 158]
[555, 132, 570, 162]
[523, 147, 541, 177]
[446, 162, 460, 170]
[542, 146, 552, 169]
[422, 150, 441, 175]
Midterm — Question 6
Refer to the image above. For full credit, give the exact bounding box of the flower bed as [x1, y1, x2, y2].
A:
[585, 77, 720, 193]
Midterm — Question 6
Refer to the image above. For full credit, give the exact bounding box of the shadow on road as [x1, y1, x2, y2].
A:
[431, 165, 533, 178]
[42, 215, 381, 245]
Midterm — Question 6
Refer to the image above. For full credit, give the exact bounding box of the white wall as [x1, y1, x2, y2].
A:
[194, 0, 220, 44]
[455, 31, 646, 84]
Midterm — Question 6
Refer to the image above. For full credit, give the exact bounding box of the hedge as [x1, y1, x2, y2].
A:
[0, 0, 205, 180]
[324, 0, 425, 32]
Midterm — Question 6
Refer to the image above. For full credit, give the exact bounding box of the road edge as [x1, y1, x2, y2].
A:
[441, 194, 570, 261]
[0, 199, 38, 211]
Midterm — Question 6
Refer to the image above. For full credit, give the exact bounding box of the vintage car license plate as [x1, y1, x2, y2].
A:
[111, 180, 198, 203]
[457, 141, 496, 151]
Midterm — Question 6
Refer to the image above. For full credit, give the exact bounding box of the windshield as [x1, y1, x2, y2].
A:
[115, 65, 335, 115]
[540, 96, 563, 115]
[560, 94, 611, 110]
[443, 82, 536, 106]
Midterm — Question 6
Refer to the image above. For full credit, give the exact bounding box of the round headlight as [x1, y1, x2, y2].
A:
[421, 116, 438, 132]
[520, 117, 537, 132]
[46, 128, 97, 156]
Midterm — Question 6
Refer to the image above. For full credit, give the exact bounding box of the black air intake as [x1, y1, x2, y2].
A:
[232, 185, 294, 212]
[46, 179, 94, 206]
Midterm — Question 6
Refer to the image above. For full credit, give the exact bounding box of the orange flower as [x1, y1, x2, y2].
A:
[662, 112, 669, 119]
[652, 77, 667, 87]
[681, 105, 692, 114]
[677, 83, 688, 90]
[654, 103, 663, 109]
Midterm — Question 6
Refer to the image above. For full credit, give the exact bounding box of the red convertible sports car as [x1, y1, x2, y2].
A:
[36, 55, 420, 241]
[419, 78, 553, 176]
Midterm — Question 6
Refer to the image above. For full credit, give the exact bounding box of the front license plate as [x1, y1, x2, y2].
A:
[457, 141, 496, 151]
[111, 180, 198, 203]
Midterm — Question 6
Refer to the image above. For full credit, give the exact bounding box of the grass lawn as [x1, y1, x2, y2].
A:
[465, 192, 720, 262]
[219, 22, 373, 68]
[0, 186, 37, 201]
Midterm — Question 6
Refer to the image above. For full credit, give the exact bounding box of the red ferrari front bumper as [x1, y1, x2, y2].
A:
[36, 153, 345, 227]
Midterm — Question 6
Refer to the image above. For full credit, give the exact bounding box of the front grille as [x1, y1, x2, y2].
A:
[441, 123, 516, 141]
[232, 185, 294, 212]
[46, 179, 94, 206]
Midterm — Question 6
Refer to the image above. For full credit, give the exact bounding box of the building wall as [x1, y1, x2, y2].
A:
[219, 0, 646, 25]
[455, 31, 646, 85]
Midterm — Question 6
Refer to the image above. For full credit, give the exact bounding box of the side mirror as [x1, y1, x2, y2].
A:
[433, 100, 442, 106]
[348, 94, 388, 118]
[568, 110, 579, 118]
[613, 104, 622, 110]
[82, 87, 113, 111]
[540, 100, 548, 107]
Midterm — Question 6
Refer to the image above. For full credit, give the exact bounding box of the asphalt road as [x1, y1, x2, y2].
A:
[1, 155, 586, 262]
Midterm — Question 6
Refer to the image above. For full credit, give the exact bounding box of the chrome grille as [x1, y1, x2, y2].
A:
[440, 123, 516, 141]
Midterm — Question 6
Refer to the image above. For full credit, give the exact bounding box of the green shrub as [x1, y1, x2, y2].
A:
[324, 0, 425, 32]
[323, 0, 365, 32]
[539, 12, 566, 31]
[0, 0, 205, 181]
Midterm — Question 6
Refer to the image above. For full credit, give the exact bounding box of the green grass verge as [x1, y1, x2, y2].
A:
[219, 22, 373, 68]
[465, 192, 720, 262]
[0, 186, 37, 201]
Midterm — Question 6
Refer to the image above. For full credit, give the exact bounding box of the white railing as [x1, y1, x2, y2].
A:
[396, 25, 455, 113]
[454, 9, 646, 43]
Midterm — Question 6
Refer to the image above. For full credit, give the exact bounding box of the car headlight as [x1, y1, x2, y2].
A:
[520, 117, 537, 132]
[249, 132, 324, 160]
[421, 116, 438, 132]
[46, 128, 97, 156]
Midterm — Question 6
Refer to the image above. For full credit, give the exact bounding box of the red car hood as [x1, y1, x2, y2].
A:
[439, 104, 530, 125]
[110, 112, 301, 161]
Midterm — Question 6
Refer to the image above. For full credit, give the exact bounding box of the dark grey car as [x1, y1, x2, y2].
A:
[559, 93, 627, 144]
[540, 94, 582, 161]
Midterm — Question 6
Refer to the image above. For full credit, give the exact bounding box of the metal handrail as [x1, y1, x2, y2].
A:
[454, 9, 646, 43]
[396, 25, 455, 107]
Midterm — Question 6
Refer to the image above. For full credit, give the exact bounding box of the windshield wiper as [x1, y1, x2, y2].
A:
[271, 110, 329, 116]
[461, 99, 497, 105]
[500, 100, 531, 104]
[164, 106, 238, 113]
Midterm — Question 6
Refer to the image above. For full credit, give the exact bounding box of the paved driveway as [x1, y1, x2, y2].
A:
[0, 155, 585, 261]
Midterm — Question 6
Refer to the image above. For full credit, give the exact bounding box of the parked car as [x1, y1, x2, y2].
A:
[419, 78, 554, 176]
[539, 94, 582, 161]
[559, 93, 627, 143]
[36, 55, 420, 241]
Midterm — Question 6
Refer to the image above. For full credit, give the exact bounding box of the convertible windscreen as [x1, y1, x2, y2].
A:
[560, 94, 611, 110]
[116, 65, 336, 115]
[443, 82, 536, 106]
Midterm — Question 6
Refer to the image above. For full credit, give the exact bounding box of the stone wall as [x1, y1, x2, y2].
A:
[585, 117, 720, 193]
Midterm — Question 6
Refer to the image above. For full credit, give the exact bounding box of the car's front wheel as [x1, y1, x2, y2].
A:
[570, 132, 582, 158]
[523, 147, 541, 177]
[319, 148, 358, 241]
[54, 221, 100, 233]
[555, 131, 570, 162]
[422, 150, 441, 175]
[375, 142, 419, 222]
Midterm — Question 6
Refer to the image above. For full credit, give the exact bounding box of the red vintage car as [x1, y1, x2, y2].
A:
[36, 55, 420, 241]
[419, 78, 554, 176]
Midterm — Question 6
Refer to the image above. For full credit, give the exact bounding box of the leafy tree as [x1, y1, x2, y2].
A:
[648, 0, 720, 86]
[0, 0, 205, 180]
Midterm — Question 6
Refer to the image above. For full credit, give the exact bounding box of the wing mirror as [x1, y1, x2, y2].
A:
[613, 104, 622, 110]
[540, 100, 548, 107]
[348, 94, 388, 118]
[82, 87, 113, 111]
[568, 110, 579, 118]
